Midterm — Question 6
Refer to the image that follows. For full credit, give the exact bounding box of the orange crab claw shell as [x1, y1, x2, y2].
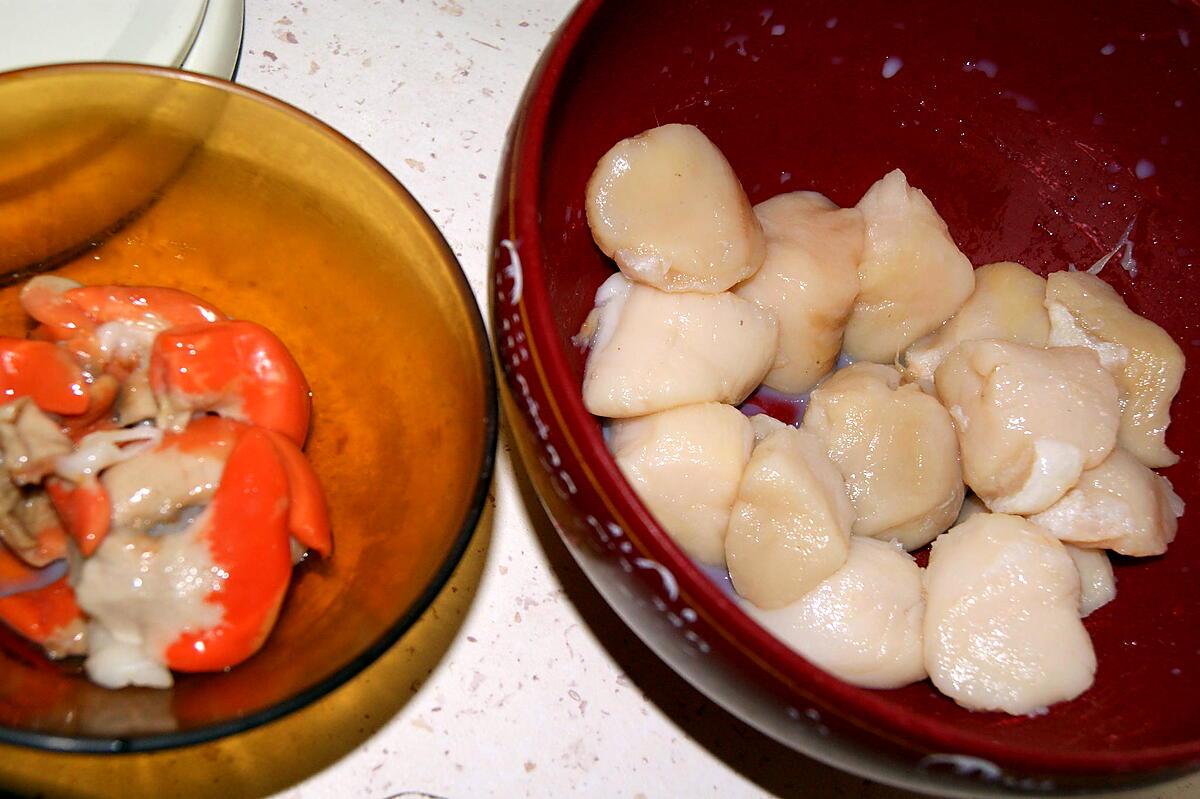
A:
[59, 375, 120, 441]
[0, 338, 88, 416]
[264, 429, 331, 557]
[61, 284, 227, 330]
[150, 320, 312, 446]
[18, 277, 90, 341]
[0, 545, 84, 653]
[165, 427, 293, 673]
[45, 476, 111, 557]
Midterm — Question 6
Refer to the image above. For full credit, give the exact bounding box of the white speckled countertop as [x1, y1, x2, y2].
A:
[235, 3, 1200, 798]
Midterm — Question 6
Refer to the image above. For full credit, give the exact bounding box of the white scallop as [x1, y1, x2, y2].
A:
[744, 536, 926, 689]
[579, 273, 777, 418]
[924, 513, 1096, 715]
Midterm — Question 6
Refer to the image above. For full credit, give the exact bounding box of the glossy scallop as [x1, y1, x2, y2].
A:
[903, 261, 1049, 392]
[802, 362, 964, 550]
[744, 536, 926, 690]
[726, 426, 854, 608]
[843, 169, 975, 363]
[1029, 448, 1183, 557]
[1045, 270, 1185, 468]
[608, 403, 753, 565]
[935, 340, 1120, 514]
[733, 191, 863, 393]
[924, 513, 1096, 715]
[579, 273, 777, 418]
[1064, 545, 1116, 618]
[585, 123, 765, 293]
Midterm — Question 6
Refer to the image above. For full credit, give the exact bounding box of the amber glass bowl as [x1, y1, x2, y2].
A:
[0, 64, 496, 752]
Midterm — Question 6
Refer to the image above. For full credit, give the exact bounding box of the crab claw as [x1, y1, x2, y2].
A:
[0, 544, 86, 658]
[59, 375, 120, 441]
[150, 320, 312, 446]
[20, 277, 226, 341]
[45, 476, 111, 557]
[0, 338, 88, 416]
[265, 429, 331, 557]
[19, 277, 227, 385]
[165, 427, 294, 672]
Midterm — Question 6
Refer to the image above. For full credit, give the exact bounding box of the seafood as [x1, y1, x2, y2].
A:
[20, 276, 228, 426]
[924, 513, 1096, 715]
[578, 124, 1189, 716]
[0, 338, 88, 416]
[586, 123, 765, 293]
[578, 273, 777, 418]
[608, 403, 753, 566]
[0, 544, 85, 659]
[0, 278, 329, 689]
[150, 320, 312, 446]
[77, 422, 299, 686]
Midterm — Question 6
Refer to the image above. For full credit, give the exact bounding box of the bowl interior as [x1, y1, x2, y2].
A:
[533, 0, 1200, 766]
[0, 66, 493, 750]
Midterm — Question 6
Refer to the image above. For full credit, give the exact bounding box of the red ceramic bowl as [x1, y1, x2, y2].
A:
[492, 0, 1200, 794]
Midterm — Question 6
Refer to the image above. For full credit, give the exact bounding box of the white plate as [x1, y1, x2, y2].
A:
[0, 0, 206, 72]
[0, 0, 242, 79]
[181, 0, 243, 78]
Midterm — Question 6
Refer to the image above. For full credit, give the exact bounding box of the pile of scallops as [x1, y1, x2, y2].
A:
[576, 123, 1185, 715]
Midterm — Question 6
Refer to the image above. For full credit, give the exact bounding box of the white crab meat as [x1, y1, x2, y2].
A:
[585, 123, 765, 293]
[726, 426, 854, 608]
[843, 169, 975, 363]
[903, 261, 1050, 392]
[1028, 448, 1183, 557]
[0, 398, 73, 485]
[733, 191, 863, 393]
[76, 518, 225, 690]
[935, 340, 1120, 514]
[802, 363, 964, 550]
[924, 512, 1096, 715]
[1045, 271, 1185, 468]
[579, 273, 777, 417]
[1064, 545, 1116, 617]
[743, 536, 926, 690]
[100, 441, 226, 533]
[608, 403, 753, 565]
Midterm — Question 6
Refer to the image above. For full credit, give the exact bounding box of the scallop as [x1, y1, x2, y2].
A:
[954, 494, 987, 525]
[903, 261, 1049, 392]
[608, 403, 754, 565]
[743, 536, 926, 690]
[726, 426, 854, 608]
[748, 413, 787, 442]
[1045, 270, 1185, 467]
[843, 169, 975, 363]
[585, 123, 765, 292]
[579, 273, 777, 418]
[924, 513, 1096, 715]
[802, 363, 964, 550]
[733, 192, 863, 393]
[935, 340, 1120, 514]
[1028, 447, 1183, 557]
[1064, 545, 1116, 617]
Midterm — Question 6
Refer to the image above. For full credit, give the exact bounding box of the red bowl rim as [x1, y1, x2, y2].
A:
[508, 0, 1200, 776]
